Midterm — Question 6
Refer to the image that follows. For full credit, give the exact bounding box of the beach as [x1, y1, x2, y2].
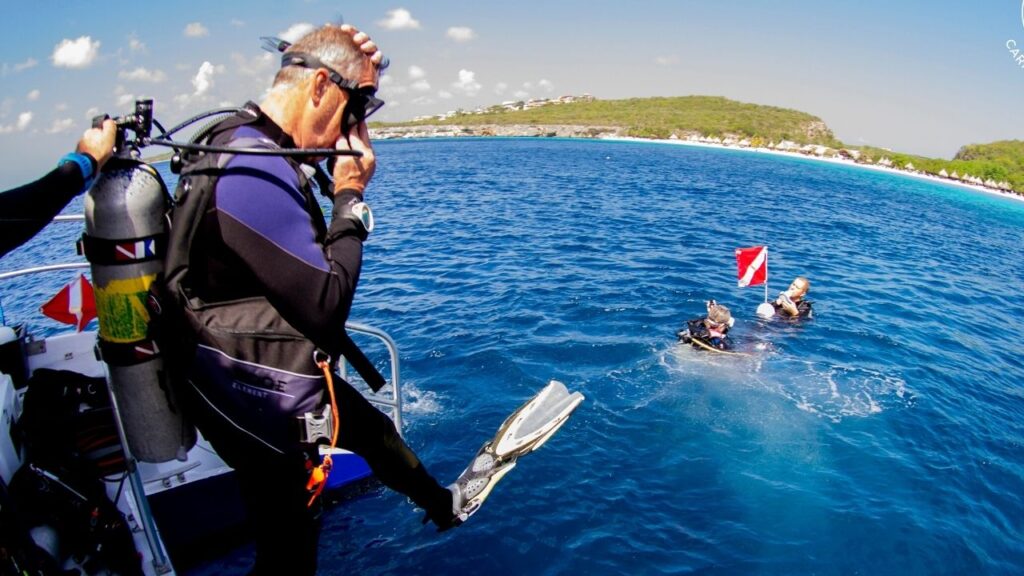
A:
[603, 136, 1024, 204]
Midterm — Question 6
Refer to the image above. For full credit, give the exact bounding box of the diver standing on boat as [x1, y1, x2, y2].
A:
[164, 24, 458, 575]
[0, 120, 116, 258]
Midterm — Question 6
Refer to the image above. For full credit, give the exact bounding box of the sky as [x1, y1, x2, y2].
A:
[2, 0, 1024, 189]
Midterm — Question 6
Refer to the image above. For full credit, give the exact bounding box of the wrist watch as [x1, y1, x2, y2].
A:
[344, 200, 374, 234]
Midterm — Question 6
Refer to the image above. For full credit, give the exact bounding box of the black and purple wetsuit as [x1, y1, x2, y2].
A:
[180, 104, 452, 575]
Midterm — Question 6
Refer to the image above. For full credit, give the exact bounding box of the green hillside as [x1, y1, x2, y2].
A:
[853, 141, 1024, 192]
[953, 141, 1024, 190]
[376, 96, 1023, 194]
[383, 96, 839, 145]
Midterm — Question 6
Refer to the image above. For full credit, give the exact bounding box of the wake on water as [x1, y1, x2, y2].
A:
[659, 343, 914, 423]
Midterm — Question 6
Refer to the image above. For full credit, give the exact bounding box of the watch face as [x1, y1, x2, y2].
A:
[352, 202, 374, 233]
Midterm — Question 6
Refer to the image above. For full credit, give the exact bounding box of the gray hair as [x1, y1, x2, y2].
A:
[272, 25, 364, 89]
[707, 303, 732, 325]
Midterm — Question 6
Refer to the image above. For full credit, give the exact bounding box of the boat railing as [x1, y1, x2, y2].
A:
[1, 265, 404, 427]
[2, 208, 404, 420]
[343, 321, 404, 432]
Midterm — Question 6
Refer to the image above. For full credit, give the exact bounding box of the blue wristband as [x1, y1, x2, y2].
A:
[59, 152, 95, 192]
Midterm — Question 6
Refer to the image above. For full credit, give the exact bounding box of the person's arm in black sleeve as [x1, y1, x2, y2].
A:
[0, 119, 116, 258]
[212, 155, 364, 348]
[0, 159, 90, 257]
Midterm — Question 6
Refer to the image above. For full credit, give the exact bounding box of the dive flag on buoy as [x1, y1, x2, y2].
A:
[40, 273, 96, 332]
[735, 246, 768, 288]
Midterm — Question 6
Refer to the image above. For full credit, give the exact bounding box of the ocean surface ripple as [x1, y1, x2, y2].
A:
[2, 138, 1022, 575]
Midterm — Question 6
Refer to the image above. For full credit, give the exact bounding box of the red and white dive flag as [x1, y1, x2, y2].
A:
[40, 273, 96, 332]
[735, 246, 768, 288]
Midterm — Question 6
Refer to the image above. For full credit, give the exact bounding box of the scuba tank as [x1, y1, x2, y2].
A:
[82, 100, 196, 463]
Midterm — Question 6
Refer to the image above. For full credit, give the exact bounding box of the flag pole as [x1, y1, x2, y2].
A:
[764, 245, 769, 304]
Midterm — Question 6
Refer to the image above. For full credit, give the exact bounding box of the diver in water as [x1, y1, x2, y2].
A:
[677, 300, 735, 351]
[772, 276, 813, 318]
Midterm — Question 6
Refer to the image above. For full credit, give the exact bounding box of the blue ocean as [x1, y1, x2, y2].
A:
[3, 138, 1023, 575]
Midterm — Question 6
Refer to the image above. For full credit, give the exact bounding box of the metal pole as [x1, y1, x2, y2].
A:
[346, 321, 403, 433]
[764, 246, 769, 303]
[99, 357, 173, 574]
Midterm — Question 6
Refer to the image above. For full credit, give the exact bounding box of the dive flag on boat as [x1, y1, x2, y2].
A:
[40, 273, 96, 332]
[735, 246, 768, 288]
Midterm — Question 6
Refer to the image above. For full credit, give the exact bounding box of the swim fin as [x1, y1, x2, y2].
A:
[449, 379, 584, 523]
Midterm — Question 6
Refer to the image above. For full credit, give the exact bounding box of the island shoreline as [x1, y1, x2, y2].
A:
[604, 136, 1024, 204]
[373, 129, 1024, 205]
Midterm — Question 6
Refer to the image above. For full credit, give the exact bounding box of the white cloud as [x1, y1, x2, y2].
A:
[655, 55, 678, 66]
[118, 67, 167, 83]
[385, 85, 409, 95]
[17, 112, 32, 131]
[494, 82, 508, 95]
[175, 61, 225, 107]
[26, 89, 40, 101]
[128, 35, 146, 53]
[84, 106, 100, 120]
[14, 57, 38, 73]
[55, 103, 68, 112]
[514, 79, 552, 99]
[437, 91, 453, 100]
[230, 19, 246, 28]
[279, 22, 314, 44]
[411, 79, 431, 92]
[408, 65, 426, 79]
[230, 52, 275, 78]
[184, 22, 209, 38]
[452, 69, 481, 96]
[1, 111, 34, 133]
[446, 27, 476, 42]
[192, 61, 217, 95]
[378, 8, 420, 30]
[45, 118, 75, 134]
[52, 36, 100, 68]
[117, 92, 136, 107]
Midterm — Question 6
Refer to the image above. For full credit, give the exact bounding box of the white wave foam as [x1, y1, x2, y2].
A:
[764, 362, 912, 422]
[660, 346, 913, 423]
[400, 381, 443, 415]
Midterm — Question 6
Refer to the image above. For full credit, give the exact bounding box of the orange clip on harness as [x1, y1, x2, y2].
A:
[306, 352, 340, 507]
